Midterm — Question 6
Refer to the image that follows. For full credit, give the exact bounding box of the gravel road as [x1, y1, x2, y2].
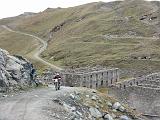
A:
[0, 86, 76, 120]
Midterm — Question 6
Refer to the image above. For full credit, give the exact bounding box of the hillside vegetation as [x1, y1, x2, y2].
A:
[0, 0, 160, 77]
[0, 27, 47, 70]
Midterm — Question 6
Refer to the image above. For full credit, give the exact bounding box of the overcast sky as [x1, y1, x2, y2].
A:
[0, 0, 157, 19]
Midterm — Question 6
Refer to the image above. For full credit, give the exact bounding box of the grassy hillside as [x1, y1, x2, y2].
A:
[0, 27, 48, 71]
[0, 0, 160, 77]
[0, 27, 37, 55]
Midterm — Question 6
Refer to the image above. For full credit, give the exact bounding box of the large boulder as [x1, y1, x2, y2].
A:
[89, 107, 102, 118]
[112, 102, 121, 110]
[0, 48, 36, 92]
[104, 114, 113, 120]
[119, 115, 130, 120]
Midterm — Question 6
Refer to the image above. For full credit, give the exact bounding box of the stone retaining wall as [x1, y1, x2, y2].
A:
[116, 73, 160, 89]
[109, 85, 160, 116]
[141, 80, 160, 86]
[111, 85, 160, 96]
[62, 68, 119, 89]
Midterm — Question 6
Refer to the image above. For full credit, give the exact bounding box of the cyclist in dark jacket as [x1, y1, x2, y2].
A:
[53, 73, 61, 80]
[53, 73, 62, 90]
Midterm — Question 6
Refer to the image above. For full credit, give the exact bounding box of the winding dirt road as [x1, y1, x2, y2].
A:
[0, 86, 76, 120]
[1, 25, 62, 71]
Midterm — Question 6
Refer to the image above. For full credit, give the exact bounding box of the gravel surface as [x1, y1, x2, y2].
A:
[0, 86, 77, 120]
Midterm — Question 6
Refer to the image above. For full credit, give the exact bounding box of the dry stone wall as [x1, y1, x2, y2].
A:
[61, 67, 119, 89]
[109, 85, 160, 116]
[116, 73, 160, 89]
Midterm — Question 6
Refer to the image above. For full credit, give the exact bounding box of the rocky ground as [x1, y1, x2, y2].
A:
[47, 87, 143, 120]
[0, 85, 144, 120]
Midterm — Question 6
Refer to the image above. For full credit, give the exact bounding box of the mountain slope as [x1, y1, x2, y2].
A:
[0, 0, 160, 77]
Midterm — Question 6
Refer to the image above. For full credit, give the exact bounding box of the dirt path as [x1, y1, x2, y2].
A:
[1, 25, 62, 71]
[70, 34, 159, 40]
[0, 86, 76, 120]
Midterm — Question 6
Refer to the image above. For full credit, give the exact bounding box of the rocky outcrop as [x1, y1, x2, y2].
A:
[0, 48, 36, 92]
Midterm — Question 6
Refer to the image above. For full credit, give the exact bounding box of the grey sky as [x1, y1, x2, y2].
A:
[0, 0, 156, 19]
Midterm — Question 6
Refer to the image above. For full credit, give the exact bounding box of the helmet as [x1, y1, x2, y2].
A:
[56, 73, 60, 76]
